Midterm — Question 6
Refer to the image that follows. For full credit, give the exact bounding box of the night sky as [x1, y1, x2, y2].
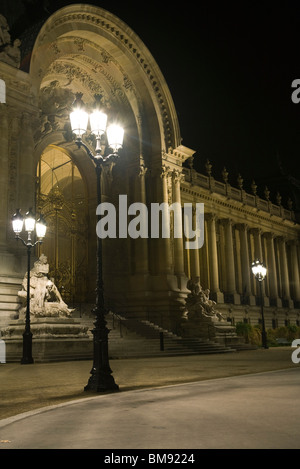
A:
[1, 0, 300, 206]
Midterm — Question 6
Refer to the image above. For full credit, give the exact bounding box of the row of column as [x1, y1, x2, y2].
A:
[131, 165, 300, 310]
[196, 215, 300, 307]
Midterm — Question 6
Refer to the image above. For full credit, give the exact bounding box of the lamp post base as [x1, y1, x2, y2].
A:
[84, 321, 119, 393]
[21, 331, 34, 364]
[84, 374, 119, 393]
[262, 330, 269, 349]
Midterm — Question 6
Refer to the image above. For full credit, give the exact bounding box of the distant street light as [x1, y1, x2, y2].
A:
[12, 209, 47, 364]
[70, 93, 124, 392]
[251, 259, 268, 349]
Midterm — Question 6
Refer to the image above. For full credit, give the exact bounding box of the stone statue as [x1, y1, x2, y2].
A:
[0, 15, 10, 46]
[39, 81, 75, 133]
[0, 15, 21, 68]
[18, 254, 73, 318]
[183, 279, 225, 321]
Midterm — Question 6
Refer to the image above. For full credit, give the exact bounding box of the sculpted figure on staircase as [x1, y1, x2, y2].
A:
[18, 254, 73, 318]
[183, 279, 225, 321]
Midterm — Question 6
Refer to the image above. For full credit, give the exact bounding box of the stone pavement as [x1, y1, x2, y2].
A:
[0, 347, 297, 421]
[1, 368, 300, 449]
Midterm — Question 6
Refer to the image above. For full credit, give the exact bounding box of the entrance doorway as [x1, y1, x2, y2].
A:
[36, 145, 89, 305]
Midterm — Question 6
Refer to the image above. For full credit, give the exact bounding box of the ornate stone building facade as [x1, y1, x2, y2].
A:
[0, 5, 299, 340]
[181, 163, 300, 329]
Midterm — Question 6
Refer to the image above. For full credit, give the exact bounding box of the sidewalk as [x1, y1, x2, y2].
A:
[0, 347, 297, 420]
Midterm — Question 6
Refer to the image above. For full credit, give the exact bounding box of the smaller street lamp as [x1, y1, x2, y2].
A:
[251, 259, 268, 349]
[12, 208, 47, 364]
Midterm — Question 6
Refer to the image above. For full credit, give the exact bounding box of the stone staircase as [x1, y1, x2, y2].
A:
[0, 277, 22, 330]
[102, 313, 236, 358]
[1, 304, 250, 362]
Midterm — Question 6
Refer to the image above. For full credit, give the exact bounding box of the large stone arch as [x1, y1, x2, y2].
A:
[26, 4, 190, 328]
[29, 3, 182, 166]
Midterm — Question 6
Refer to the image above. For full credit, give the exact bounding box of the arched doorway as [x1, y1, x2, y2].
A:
[28, 4, 189, 329]
[36, 144, 89, 305]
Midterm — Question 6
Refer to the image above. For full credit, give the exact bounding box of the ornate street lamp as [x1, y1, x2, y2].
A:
[70, 93, 124, 392]
[251, 259, 268, 349]
[12, 209, 47, 364]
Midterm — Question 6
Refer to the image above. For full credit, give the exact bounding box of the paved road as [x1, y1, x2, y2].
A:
[0, 368, 299, 450]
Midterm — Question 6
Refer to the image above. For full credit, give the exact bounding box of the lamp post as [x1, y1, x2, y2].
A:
[251, 259, 268, 349]
[12, 208, 47, 364]
[70, 93, 124, 392]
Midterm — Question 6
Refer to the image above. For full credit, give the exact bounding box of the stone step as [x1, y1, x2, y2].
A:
[0, 277, 22, 285]
[0, 285, 20, 294]
[0, 280, 22, 317]
[0, 302, 20, 312]
[0, 294, 20, 303]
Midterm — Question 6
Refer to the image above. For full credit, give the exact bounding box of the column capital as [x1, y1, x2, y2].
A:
[235, 223, 249, 231]
[172, 169, 184, 184]
[219, 217, 233, 227]
[277, 235, 289, 244]
[205, 212, 217, 222]
[263, 231, 275, 240]
[250, 227, 263, 236]
[159, 165, 171, 179]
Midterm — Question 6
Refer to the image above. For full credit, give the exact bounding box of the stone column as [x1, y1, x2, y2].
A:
[265, 232, 282, 307]
[206, 214, 223, 303]
[278, 237, 293, 308]
[172, 170, 184, 275]
[290, 241, 300, 304]
[156, 166, 172, 274]
[221, 218, 240, 304]
[237, 224, 255, 305]
[250, 228, 269, 306]
[134, 165, 149, 274]
[0, 105, 9, 247]
[252, 227, 263, 260]
[189, 205, 200, 282]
